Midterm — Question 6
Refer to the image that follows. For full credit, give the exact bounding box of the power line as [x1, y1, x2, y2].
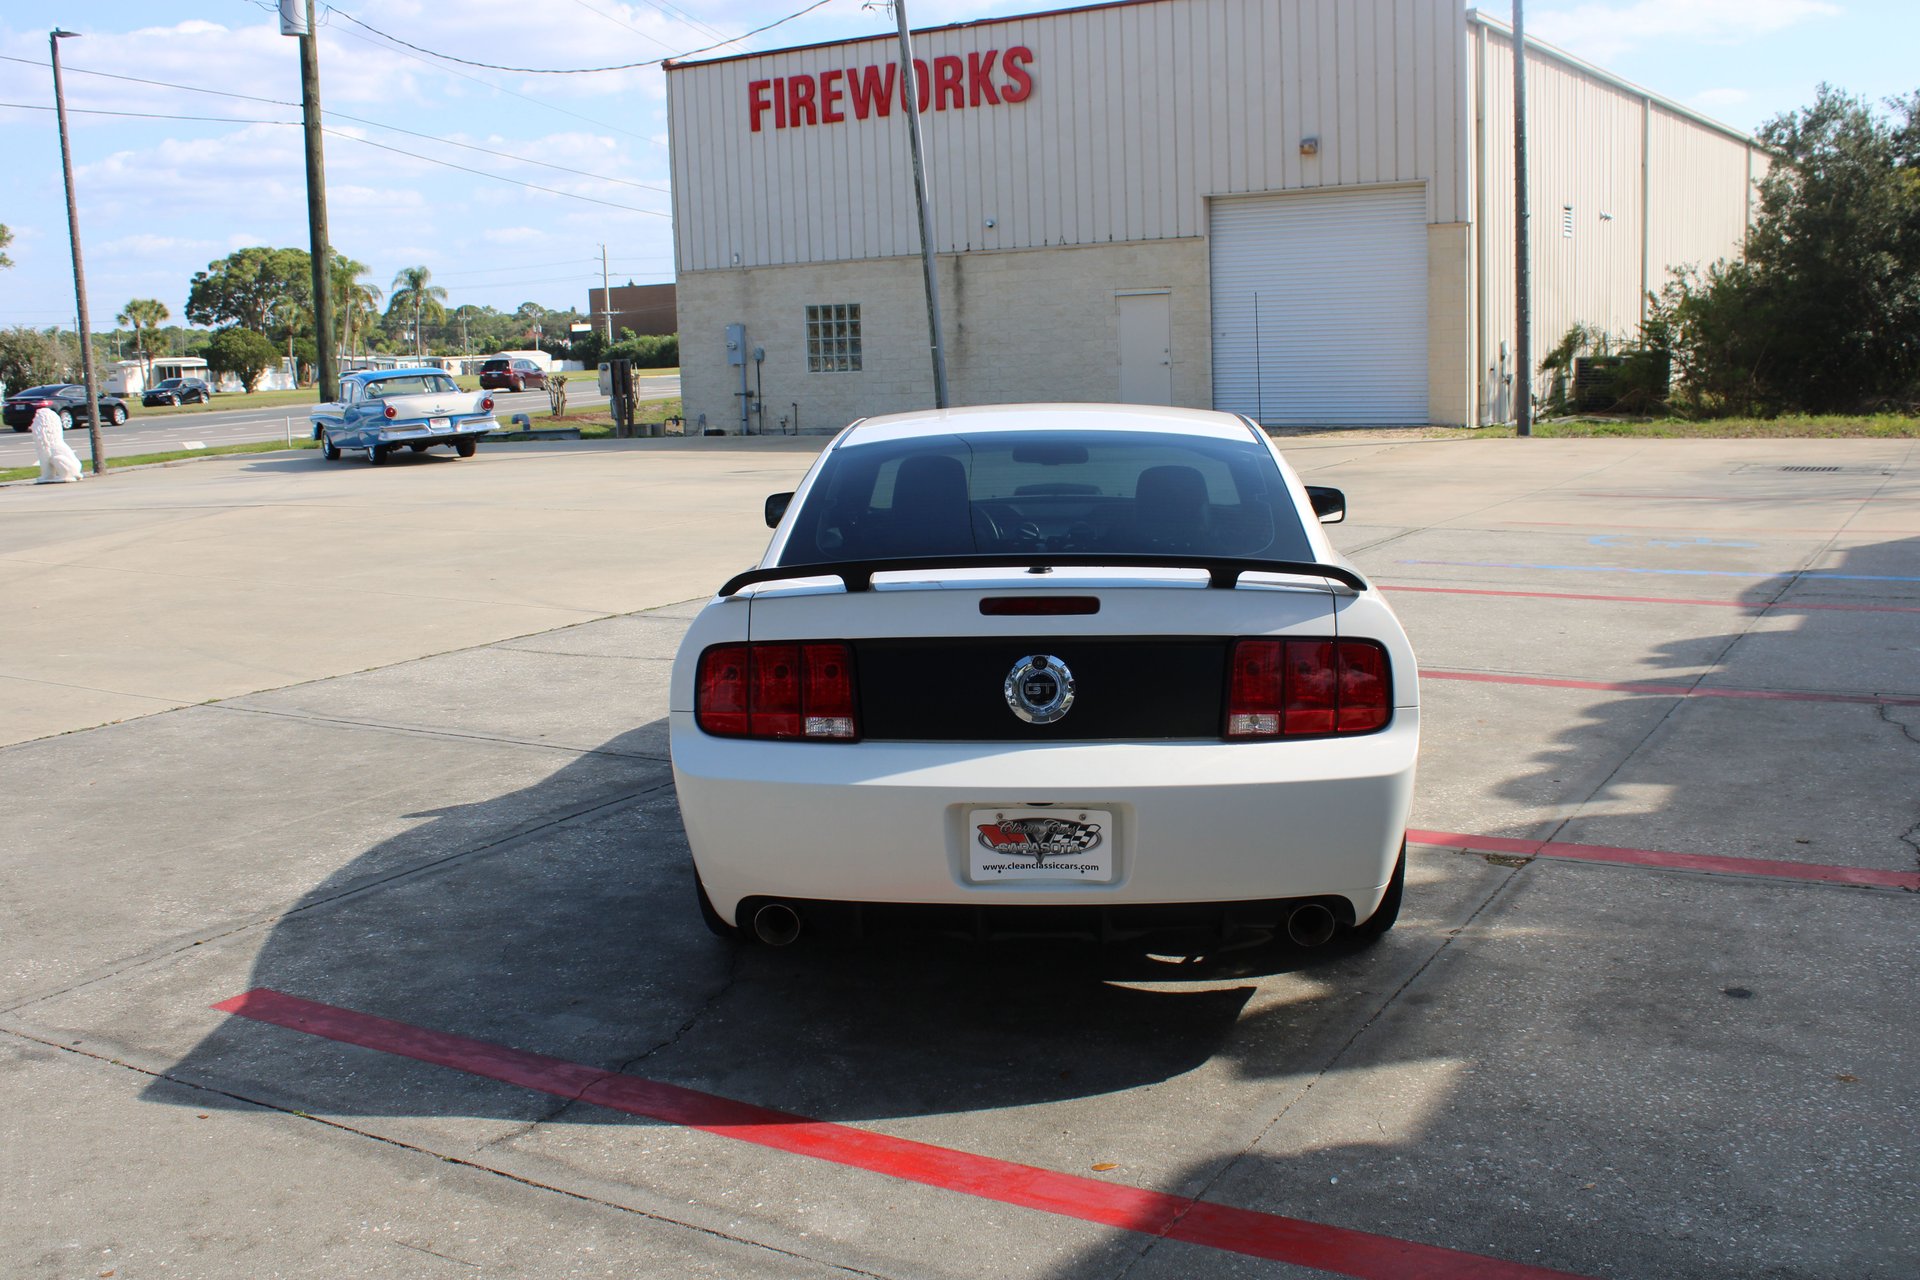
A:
[0, 100, 668, 216]
[325, 129, 668, 216]
[326, 0, 838, 74]
[0, 54, 672, 194]
[565, 0, 680, 52]
[321, 17, 663, 144]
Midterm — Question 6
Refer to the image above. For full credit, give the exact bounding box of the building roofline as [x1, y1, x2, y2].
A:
[665, 0, 1169, 71]
[1466, 8, 1756, 147]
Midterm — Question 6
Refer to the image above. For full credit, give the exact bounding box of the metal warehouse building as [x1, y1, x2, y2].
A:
[665, 0, 1762, 431]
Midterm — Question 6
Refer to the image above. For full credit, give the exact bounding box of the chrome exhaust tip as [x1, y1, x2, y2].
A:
[1285, 903, 1337, 948]
[752, 902, 803, 947]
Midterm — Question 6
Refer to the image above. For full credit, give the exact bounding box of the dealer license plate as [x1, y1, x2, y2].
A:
[967, 808, 1114, 882]
[429, 417, 451, 431]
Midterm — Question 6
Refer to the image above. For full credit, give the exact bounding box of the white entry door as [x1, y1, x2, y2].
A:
[1116, 291, 1172, 405]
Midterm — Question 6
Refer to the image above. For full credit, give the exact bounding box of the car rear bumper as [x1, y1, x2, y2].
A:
[374, 422, 493, 444]
[670, 710, 1418, 924]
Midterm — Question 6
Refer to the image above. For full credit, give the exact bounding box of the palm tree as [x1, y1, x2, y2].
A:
[332, 255, 381, 365]
[116, 298, 170, 388]
[388, 265, 448, 358]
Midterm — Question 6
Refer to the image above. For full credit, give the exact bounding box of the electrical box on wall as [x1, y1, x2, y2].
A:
[725, 323, 746, 366]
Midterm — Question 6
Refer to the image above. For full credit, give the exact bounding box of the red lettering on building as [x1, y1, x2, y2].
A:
[912, 58, 931, 113]
[820, 68, 846, 123]
[789, 74, 818, 127]
[848, 63, 895, 119]
[1002, 46, 1034, 103]
[968, 51, 1001, 107]
[933, 55, 965, 110]
[747, 50, 1034, 132]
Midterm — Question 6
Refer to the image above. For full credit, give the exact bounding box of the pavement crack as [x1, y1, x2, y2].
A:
[0, 1028, 889, 1279]
[0, 780, 677, 1020]
[475, 944, 744, 1152]
[1110, 860, 1528, 1280]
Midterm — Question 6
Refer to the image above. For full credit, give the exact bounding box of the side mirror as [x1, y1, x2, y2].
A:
[765, 491, 794, 528]
[1306, 486, 1346, 524]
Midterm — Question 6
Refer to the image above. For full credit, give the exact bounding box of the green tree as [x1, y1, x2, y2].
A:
[388, 265, 448, 357]
[116, 298, 171, 386]
[186, 247, 312, 341]
[1651, 85, 1920, 414]
[0, 326, 62, 393]
[332, 254, 382, 361]
[0, 223, 13, 270]
[204, 326, 279, 392]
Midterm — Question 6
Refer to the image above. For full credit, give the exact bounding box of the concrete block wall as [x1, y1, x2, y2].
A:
[677, 239, 1210, 434]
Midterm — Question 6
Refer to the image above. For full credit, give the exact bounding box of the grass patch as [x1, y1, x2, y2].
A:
[1458, 415, 1919, 439]
[1, 438, 315, 482]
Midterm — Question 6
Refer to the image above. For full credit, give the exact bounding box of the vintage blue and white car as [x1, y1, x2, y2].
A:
[311, 369, 496, 464]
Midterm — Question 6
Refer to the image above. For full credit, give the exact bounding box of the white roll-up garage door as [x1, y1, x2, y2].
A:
[1210, 186, 1429, 425]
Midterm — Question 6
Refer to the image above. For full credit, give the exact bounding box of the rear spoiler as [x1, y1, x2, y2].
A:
[717, 555, 1368, 598]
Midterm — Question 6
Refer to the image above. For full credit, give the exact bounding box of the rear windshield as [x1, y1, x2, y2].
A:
[778, 429, 1313, 566]
[366, 374, 458, 396]
[481, 359, 511, 371]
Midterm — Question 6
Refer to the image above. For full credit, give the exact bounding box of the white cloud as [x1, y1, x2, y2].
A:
[1532, 0, 1842, 61]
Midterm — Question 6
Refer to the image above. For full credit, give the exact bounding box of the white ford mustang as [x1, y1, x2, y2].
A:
[669, 404, 1419, 949]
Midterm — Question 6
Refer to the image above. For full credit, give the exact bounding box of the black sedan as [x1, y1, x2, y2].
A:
[3, 384, 131, 432]
[142, 377, 212, 407]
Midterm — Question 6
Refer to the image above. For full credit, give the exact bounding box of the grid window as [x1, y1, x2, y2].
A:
[806, 303, 863, 373]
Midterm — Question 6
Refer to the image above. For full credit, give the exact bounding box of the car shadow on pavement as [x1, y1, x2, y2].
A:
[1483, 533, 1920, 863]
[145, 717, 1417, 1129]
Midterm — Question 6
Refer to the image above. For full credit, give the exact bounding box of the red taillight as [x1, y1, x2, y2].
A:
[695, 644, 750, 736]
[383, 404, 397, 419]
[697, 641, 857, 740]
[481, 395, 494, 411]
[1225, 638, 1391, 739]
[1336, 641, 1391, 732]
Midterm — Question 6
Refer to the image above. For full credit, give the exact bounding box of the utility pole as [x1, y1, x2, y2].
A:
[289, 0, 337, 400]
[1513, 0, 1533, 437]
[601, 244, 613, 342]
[890, 0, 949, 407]
[50, 29, 104, 475]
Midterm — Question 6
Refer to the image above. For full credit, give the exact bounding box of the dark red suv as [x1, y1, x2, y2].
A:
[478, 357, 548, 392]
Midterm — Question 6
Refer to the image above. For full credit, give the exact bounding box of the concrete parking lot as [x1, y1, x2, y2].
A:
[2, 433, 1915, 1279]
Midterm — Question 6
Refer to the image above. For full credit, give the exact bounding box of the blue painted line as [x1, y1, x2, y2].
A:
[1398, 560, 1920, 584]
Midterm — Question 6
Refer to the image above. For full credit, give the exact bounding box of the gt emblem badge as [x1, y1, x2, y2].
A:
[1005, 654, 1075, 724]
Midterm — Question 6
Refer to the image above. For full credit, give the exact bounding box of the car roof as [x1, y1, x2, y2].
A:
[840, 403, 1262, 447]
[351, 368, 446, 380]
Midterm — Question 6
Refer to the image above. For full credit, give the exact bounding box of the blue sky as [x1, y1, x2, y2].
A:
[0, 0, 1910, 331]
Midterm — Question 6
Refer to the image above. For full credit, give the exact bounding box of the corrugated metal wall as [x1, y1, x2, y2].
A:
[1469, 15, 1759, 422]
[667, 0, 1469, 273]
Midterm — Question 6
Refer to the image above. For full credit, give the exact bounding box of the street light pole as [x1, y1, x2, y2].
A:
[890, 0, 950, 408]
[1513, 0, 1533, 437]
[50, 29, 104, 475]
[293, 0, 337, 401]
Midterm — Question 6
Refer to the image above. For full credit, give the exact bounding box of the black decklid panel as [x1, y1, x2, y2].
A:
[854, 636, 1226, 741]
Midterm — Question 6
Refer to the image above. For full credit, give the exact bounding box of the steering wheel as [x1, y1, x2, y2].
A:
[974, 503, 1043, 549]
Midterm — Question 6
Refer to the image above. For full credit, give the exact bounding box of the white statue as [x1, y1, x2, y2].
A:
[31, 405, 84, 483]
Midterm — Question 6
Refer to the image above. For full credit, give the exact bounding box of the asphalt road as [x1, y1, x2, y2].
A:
[0, 375, 679, 467]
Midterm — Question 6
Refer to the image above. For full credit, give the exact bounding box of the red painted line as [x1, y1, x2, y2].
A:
[1408, 829, 1920, 890]
[1421, 668, 1920, 707]
[1489, 520, 1920, 535]
[213, 988, 1593, 1280]
[1379, 584, 1920, 614]
[1566, 492, 1910, 504]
